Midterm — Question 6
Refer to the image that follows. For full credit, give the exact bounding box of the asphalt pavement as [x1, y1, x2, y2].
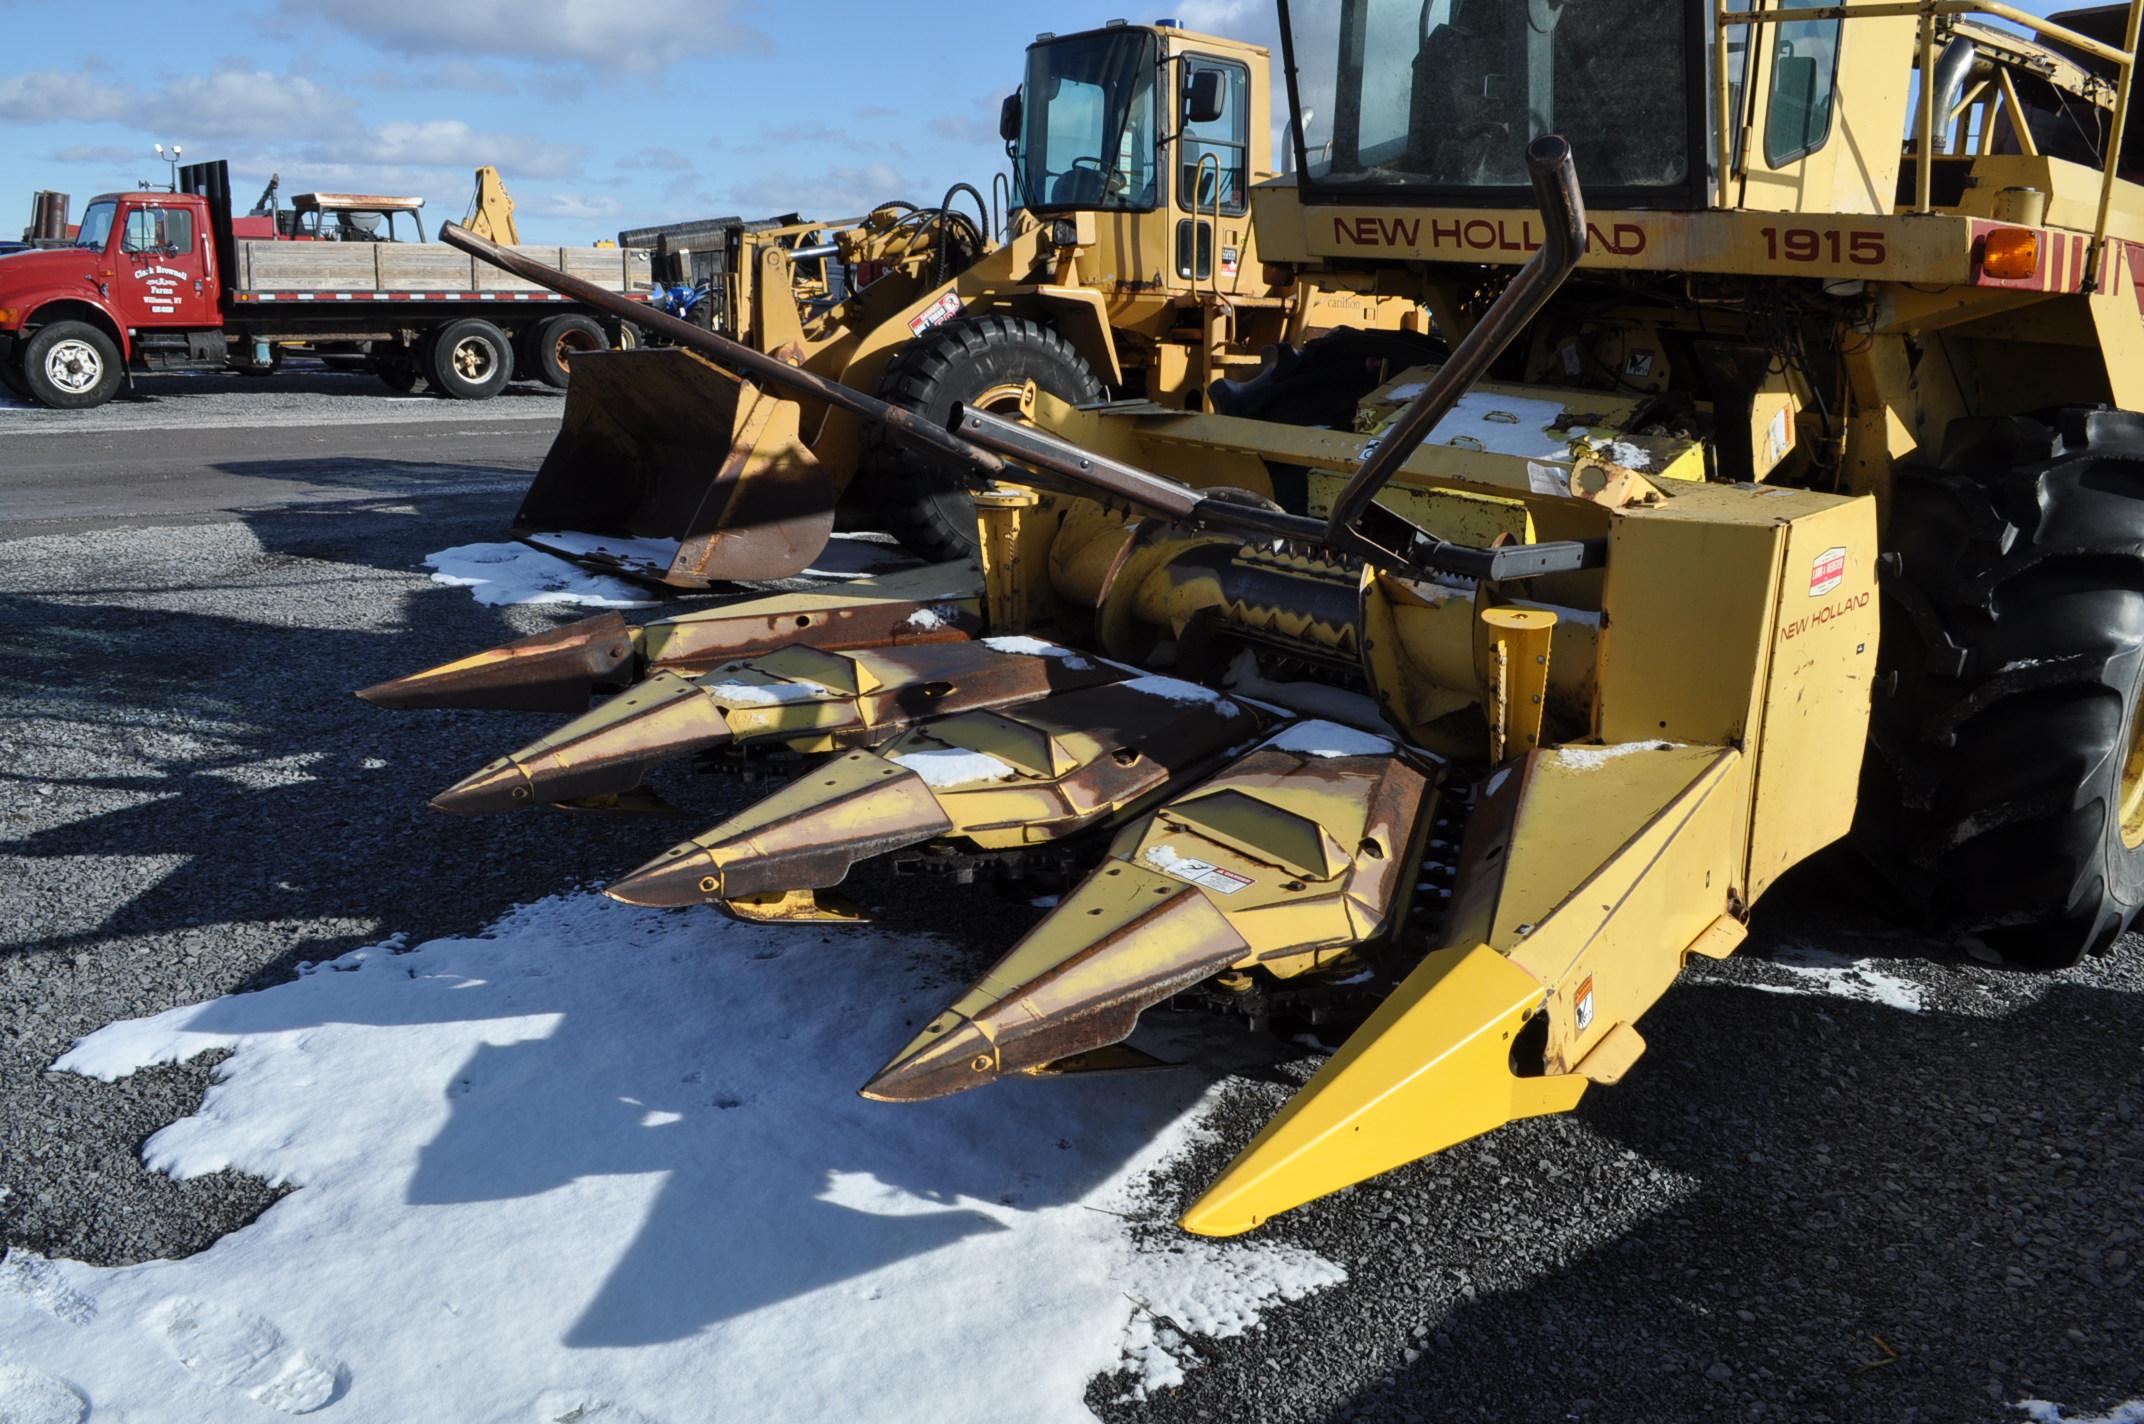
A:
[0, 366, 2138, 1424]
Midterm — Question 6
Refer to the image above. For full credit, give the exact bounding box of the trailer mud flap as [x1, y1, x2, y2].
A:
[512, 348, 836, 587]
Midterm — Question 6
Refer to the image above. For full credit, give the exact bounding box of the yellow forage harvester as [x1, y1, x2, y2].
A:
[368, 0, 2144, 1232]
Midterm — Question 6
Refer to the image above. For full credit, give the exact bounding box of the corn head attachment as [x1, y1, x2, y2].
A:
[380, 137, 1880, 1234]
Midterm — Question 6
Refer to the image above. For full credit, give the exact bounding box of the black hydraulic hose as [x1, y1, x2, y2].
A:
[437, 221, 1015, 489]
[1324, 134, 1589, 572]
[933, 182, 991, 283]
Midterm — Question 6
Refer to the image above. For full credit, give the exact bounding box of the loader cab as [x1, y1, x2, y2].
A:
[1004, 21, 1272, 293]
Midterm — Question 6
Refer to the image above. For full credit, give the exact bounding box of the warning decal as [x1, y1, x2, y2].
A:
[1575, 975, 1596, 1032]
[1809, 546, 1847, 598]
[1150, 855, 1254, 895]
[907, 292, 963, 337]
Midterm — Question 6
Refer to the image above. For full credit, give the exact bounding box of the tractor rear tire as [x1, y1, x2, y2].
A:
[427, 319, 513, 401]
[1857, 406, 2144, 968]
[20, 321, 123, 409]
[865, 316, 1104, 562]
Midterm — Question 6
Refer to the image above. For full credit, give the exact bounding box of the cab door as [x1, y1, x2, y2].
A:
[118, 200, 216, 328]
[1173, 54, 1252, 292]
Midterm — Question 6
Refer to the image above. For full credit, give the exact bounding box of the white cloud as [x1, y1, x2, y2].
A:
[279, 0, 772, 71]
[155, 67, 356, 142]
[353, 60, 520, 97]
[353, 120, 588, 181]
[525, 191, 623, 220]
[53, 143, 144, 165]
[721, 162, 909, 217]
[616, 147, 693, 173]
[0, 69, 131, 123]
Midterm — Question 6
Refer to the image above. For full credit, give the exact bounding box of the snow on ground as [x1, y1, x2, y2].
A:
[2017, 1403, 2144, 1424]
[2, 893, 1342, 1423]
[424, 542, 658, 609]
[1748, 943, 1926, 1013]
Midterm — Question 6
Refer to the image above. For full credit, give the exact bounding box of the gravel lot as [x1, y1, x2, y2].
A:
[1, 373, 2139, 1422]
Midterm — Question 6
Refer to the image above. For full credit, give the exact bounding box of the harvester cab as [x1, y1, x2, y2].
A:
[368, 0, 2141, 1235]
[504, 19, 1425, 589]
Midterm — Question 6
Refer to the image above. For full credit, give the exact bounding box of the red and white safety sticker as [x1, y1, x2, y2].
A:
[907, 292, 963, 337]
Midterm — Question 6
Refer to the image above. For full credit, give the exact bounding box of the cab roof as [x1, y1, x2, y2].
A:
[292, 193, 426, 213]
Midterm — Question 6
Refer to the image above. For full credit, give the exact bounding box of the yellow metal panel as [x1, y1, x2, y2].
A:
[1468, 743, 1745, 949]
[1505, 749, 1751, 1075]
[1594, 489, 1787, 746]
[1744, 494, 1879, 900]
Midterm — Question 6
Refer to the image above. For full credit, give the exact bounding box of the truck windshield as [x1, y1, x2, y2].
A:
[1289, 0, 1697, 202]
[75, 201, 116, 250]
[1016, 29, 1161, 212]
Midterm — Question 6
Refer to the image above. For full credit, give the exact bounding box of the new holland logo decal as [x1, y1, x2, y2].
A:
[1809, 546, 1847, 597]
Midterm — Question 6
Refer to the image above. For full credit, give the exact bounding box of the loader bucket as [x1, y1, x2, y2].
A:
[512, 348, 837, 587]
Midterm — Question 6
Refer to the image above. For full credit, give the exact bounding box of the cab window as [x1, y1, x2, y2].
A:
[1765, 0, 1843, 165]
[122, 206, 194, 257]
[1179, 58, 1251, 216]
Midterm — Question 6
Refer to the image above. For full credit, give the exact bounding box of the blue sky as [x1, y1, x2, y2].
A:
[0, 0, 2088, 244]
[0, 0, 1256, 243]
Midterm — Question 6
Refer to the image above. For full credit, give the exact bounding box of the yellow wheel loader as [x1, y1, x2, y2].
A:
[509, 19, 1426, 587]
[362, 0, 2142, 1235]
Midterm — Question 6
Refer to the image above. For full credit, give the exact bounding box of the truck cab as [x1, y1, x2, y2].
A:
[0, 188, 226, 407]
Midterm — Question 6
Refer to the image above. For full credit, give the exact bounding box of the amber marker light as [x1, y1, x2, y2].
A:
[1979, 227, 2040, 281]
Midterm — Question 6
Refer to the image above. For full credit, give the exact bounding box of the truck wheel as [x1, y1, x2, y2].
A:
[1856, 406, 2144, 967]
[376, 356, 428, 395]
[21, 321, 123, 409]
[865, 316, 1103, 562]
[525, 314, 606, 389]
[0, 355, 32, 402]
[427, 319, 512, 400]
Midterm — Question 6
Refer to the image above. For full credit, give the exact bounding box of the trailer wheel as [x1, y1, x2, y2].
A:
[865, 316, 1103, 562]
[21, 321, 123, 409]
[525, 314, 607, 389]
[1856, 406, 2144, 967]
[427, 319, 513, 400]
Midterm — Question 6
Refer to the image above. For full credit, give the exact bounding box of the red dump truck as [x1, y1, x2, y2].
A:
[0, 161, 654, 409]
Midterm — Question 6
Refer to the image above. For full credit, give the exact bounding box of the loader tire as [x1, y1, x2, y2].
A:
[1857, 406, 2144, 968]
[866, 316, 1104, 562]
[21, 321, 122, 409]
[523, 314, 607, 390]
[427, 319, 513, 400]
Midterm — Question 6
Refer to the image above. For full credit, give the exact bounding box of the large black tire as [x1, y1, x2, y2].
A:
[426, 319, 513, 400]
[0, 354, 32, 402]
[521, 313, 606, 389]
[1857, 407, 2144, 967]
[21, 321, 123, 409]
[864, 315, 1104, 562]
